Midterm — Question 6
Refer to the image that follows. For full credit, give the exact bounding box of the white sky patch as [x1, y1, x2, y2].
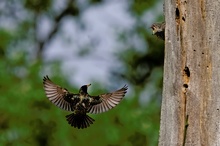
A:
[52, 0, 69, 13]
[44, 1, 136, 86]
[142, 1, 164, 27]
[0, 0, 163, 101]
[37, 15, 54, 41]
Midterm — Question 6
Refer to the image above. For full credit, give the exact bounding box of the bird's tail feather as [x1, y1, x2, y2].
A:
[66, 113, 95, 129]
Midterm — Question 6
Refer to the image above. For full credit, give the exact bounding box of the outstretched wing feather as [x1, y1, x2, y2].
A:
[43, 75, 73, 111]
[88, 85, 128, 114]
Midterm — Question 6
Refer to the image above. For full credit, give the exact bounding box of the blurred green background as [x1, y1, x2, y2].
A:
[0, 0, 164, 145]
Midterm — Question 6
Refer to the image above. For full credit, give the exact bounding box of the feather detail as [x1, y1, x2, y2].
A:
[43, 76, 72, 111]
[88, 85, 128, 114]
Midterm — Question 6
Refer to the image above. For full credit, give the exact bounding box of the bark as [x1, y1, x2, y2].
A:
[159, 0, 220, 145]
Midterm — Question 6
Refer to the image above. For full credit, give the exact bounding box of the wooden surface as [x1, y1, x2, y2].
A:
[159, 0, 220, 145]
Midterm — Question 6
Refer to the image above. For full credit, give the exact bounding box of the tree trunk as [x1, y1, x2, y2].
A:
[159, 0, 220, 145]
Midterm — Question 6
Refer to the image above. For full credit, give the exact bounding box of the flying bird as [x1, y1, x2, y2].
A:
[150, 22, 165, 40]
[43, 75, 128, 129]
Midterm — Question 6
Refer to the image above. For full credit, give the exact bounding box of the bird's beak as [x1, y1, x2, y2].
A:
[150, 26, 155, 34]
[87, 84, 91, 87]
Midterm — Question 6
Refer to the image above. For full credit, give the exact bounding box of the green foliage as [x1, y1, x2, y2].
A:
[131, 0, 156, 16]
[0, 0, 164, 145]
[24, 0, 51, 12]
[0, 60, 160, 145]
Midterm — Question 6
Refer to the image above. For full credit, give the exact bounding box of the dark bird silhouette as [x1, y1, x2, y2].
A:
[43, 75, 128, 129]
[150, 22, 165, 40]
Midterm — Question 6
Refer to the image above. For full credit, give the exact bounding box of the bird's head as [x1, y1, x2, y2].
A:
[79, 84, 91, 95]
[150, 22, 165, 40]
[150, 24, 157, 35]
[150, 23, 161, 35]
[150, 22, 165, 34]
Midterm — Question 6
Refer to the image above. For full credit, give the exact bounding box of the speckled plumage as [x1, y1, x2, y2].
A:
[43, 75, 128, 129]
[151, 22, 165, 40]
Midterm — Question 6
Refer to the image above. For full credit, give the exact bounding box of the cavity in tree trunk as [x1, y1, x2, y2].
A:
[159, 0, 220, 145]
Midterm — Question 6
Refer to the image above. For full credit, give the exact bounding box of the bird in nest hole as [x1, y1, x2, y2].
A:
[150, 22, 165, 40]
[43, 75, 128, 129]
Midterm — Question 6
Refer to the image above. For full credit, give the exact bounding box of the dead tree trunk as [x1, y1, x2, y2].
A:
[159, 0, 220, 145]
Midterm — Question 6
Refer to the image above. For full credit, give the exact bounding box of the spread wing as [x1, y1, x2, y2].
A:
[88, 85, 128, 114]
[43, 75, 74, 111]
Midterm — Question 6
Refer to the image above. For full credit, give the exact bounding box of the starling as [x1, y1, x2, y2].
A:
[43, 75, 128, 129]
[150, 22, 165, 40]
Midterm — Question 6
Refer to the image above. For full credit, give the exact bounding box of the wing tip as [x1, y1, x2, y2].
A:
[43, 75, 50, 82]
[122, 85, 128, 93]
[123, 84, 128, 90]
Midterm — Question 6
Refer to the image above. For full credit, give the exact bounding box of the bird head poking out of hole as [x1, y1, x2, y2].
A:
[150, 22, 165, 40]
[150, 24, 157, 35]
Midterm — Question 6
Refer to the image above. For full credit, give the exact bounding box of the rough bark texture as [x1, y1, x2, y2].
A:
[159, 0, 220, 145]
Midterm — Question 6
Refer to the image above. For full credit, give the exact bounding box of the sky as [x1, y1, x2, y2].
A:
[43, 0, 135, 86]
[42, 0, 163, 87]
[0, 0, 163, 100]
